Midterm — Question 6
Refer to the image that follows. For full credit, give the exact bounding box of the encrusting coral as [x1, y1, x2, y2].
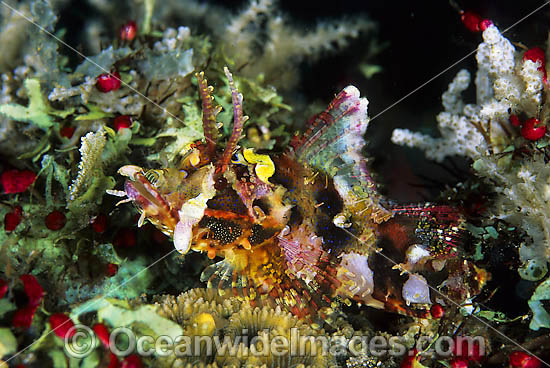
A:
[153, 288, 335, 368]
[155, 288, 247, 323]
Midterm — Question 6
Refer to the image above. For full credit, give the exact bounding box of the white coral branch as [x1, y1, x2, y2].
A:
[68, 128, 106, 201]
[221, 0, 273, 65]
[391, 25, 538, 162]
[442, 69, 470, 114]
[219, 0, 375, 89]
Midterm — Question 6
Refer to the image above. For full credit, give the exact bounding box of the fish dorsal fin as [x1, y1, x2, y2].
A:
[292, 86, 391, 223]
[196, 71, 222, 156]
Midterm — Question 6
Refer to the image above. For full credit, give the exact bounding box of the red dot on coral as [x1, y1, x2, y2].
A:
[92, 214, 108, 233]
[450, 357, 469, 368]
[430, 303, 445, 318]
[121, 354, 142, 368]
[108, 353, 120, 368]
[96, 71, 122, 93]
[120, 21, 138, 42]
[460, 11, 482, 32]
[521, 118, 546, 141]
[479, 19, 493, 31]
[49, 313, 76, 338]
[509, 114, 522, 127]
[509, 351, 541, 368]
[107, 263, 119, 277]
[12, 308, 35, 329]
[113, 115, 132, 131]
[93, 323, 111, 348]
[523, 47, 547, 81]
[12, 305, 38, 328]
[523, 47, 545, 65]
[0, 279, 8, 299]
[5, 210, 22, 232]
[45, 210, 66, 231]
[400, 350, 419, 368]
[60, 126, 76, 139]
[20, 274, 44, 307]
[1, 170, 36, 194]
[400, 356, 414, 368]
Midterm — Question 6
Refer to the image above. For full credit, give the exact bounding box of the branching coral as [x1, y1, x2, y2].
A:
[68, 128, 107, 201]
[152, 0, 377, 91]
[473, 152, 550, 281]
[392, 24, 545, 161]
[391, 23, 550, 330]
[219, 0, 376, 89]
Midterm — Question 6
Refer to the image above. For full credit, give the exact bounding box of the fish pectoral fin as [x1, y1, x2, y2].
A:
[174, 220, 192, 254]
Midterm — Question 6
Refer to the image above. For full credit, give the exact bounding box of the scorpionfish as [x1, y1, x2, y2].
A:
[110, 68, 487, 320]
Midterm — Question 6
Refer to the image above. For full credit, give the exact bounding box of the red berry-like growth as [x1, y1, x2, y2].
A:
[11, 275, 43, 329]
[96, 71, 121, 93]
[460, 11, 492, 33]
[60, 126, 75, 139]
[1, 170, 36, 194]
[93, 323, 111, 348]
[521, 118, 547, 141]
[479, 19, 493, 31]
[510, 114, 522, 127]
[400, 349, 420, 368]
[5, 206, 22, 232]
[121, 354, 143, 368]
[450, 358, 469, 368]
[461, 11, 482, 32]
[509, 351, 541, 368]
[120, 21, 137, 42]
[20, 274, 44, 306]
[107, 263, 119, 277]
[45, 210, 66, 230]
[12, 305, 38, 328]
[0, 279, 8, 299]
[430, 303, 445, 318]
[113, 115, 132, 131]
[523, 47, 547, 82]
[523, 47, 545, 65]
[108, 353, 120, 368]
[91, 214, 108, 233]
[50, 313, 76, 338]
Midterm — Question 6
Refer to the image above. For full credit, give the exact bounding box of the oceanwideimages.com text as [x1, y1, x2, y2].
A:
[63, 324, 486, 360]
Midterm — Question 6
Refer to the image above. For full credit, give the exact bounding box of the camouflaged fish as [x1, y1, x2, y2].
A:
[109, 67, 487, 320]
